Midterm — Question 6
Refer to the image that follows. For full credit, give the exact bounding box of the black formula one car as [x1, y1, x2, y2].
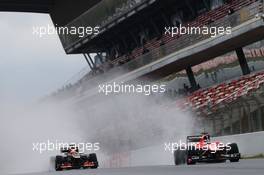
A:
[174, 133, 240, 165]
[55, 145, 98, 171]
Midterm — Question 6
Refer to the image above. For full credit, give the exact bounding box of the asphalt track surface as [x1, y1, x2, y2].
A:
[18, 159, 264, 175]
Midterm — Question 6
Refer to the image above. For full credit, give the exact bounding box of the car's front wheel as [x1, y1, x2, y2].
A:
[89, 153, 99, 169]
[228, 143, 240, 162]
[55, 156, 63, 171]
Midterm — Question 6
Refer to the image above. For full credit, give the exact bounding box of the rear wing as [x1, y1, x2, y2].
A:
[187, 134, 211, 143]
[187, 135, 202, 143]
[60, 145, 79, 153]
[60, 147, 69, 153]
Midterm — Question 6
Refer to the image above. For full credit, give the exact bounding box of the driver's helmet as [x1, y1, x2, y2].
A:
[69, 145, 78, 154]
[201, 134, 210, 143]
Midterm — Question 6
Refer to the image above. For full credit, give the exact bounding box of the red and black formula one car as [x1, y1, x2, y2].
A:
[174, 133, 240, 165]
[55, 145, 98, 171]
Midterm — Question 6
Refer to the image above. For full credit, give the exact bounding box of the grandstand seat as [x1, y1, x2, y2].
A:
[177, 71, 264, 111]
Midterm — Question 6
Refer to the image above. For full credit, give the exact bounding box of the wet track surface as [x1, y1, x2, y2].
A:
[17, 159, 264, 175]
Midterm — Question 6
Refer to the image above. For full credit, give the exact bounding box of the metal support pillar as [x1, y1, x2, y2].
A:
[83, 54, 93, 70]
[87, 53, 96, 68]
[186, 66, 198, 91]
[97, 53, 103, 63]
[236, 47, 250, 75]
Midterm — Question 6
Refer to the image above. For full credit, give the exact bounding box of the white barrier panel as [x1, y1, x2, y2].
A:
[102, 131, 264, 168]
[215, 131, 264, 157]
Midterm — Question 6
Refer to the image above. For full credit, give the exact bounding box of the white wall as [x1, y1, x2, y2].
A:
[102, 131, 264, 168]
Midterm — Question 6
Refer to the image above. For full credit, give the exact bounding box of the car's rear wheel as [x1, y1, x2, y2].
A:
[174, 149, 186, 165]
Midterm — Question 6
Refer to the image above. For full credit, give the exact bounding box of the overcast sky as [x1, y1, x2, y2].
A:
[0, 12, 89, 103]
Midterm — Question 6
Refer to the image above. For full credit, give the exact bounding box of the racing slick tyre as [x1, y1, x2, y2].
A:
[55, 156, 63, 171]
[89, 153, 99, 169]
[174, 149, 186, 165]
[228, 143, 240, 162]
[81, 155, 89, 169]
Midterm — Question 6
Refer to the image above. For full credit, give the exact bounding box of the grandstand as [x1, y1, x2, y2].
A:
[52, 0, 264, 138]
[174, 69, 264, 135]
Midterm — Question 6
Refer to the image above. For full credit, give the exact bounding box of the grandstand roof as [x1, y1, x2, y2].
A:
[0, 0, 53, 13]
[0, 0, 101, 13]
